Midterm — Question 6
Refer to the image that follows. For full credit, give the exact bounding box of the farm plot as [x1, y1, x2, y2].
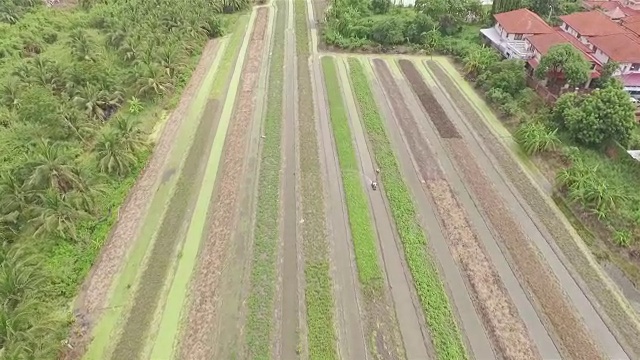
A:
[396, 58, 604, 360]
[372, 58, 539, 360]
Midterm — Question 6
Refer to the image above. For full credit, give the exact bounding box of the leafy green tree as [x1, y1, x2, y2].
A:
[492, 0, 522, 15]
[477, 59, 526, 94]
[371, 0, 391, 14]
[535, 44, 591, 89]
[415, 0, 482, 35]
[462, 46, 500, 78]
[553, 82, 637, 147]
[594, 60, 619, 87]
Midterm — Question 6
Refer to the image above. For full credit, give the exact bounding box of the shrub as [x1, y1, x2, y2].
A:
[515, 121, 561, 155]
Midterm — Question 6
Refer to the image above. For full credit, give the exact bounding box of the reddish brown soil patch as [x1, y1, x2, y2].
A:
[397, 59, 460, 139]
[446, 138, 604, 360]
[176, 8, 270, 360]
[373, 59, 539, 360]
[62, 40, 221, 360]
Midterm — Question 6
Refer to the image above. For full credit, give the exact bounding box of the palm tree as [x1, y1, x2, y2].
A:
[30, 57, 64, 93]
[0, 246, 44, 310]
[105, 29, 127, 50]
[135, 63, 174, 98]
[26, 190, 88, 240]
[463, 47, 499, 79]
[72, 83, 123, 120]
[25, 139, 81, 193]
[93, 129, 138, 176]
[68, 29, 94, 61]
[0, 78, 22, 109]
[157, 45, 184, 78]
[113, 116, 149, 153]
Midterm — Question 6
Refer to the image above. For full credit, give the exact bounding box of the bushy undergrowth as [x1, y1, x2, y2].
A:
[348, 58, 468, 360]
[0, 0, 247, 357]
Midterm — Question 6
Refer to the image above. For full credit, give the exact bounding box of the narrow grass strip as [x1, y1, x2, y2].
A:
[295, 0, 338, 357]
[320, 57, 384, 292]
[245, 3, 285, 359]
[347, 58, 468, 360]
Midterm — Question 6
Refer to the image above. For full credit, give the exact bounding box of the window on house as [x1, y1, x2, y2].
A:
[631, 63, 640, 72]
[514, 34, 523, 40]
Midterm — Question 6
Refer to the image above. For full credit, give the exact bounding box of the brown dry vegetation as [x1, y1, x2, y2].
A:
[427, 180, 539, 360]
[176, 8, 270, 360]
[446, 139, 604, 360]
[427, 60, 640, 358]
[373, 58, 538, 360]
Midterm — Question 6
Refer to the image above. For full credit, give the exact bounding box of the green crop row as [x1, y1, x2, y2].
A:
[245, 2, 286, 359]
[295, 0, 338, 358]
[321, 57, 384, 293]
[347, 58, 468, 360]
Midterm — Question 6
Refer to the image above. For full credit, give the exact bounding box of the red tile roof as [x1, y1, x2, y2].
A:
[527, 29, 601, 63]
[494, 8, 554, 34]
[623, 14, 640, 23]
[560, 10, 627, 36]
[589, 33, 640, 62]
[623, 21, 640, 36]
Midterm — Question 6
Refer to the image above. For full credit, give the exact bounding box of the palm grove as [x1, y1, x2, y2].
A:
[0, 0, 249, 357]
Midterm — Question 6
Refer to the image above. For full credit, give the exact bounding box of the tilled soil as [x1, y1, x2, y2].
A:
[398, 59, 460, 139]
[177, 8, 270, 360]
[428, 60, 640, 359]
[374, 59, 539, 360]
[399, 58, 603, 359]
[446, 138, 604, 360]
[63, 40, 220, 360]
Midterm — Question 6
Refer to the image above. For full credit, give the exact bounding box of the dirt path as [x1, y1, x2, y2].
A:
[371, 57, 563, 359]
[309, 44, 368, 360]
[335, 57, 430, 360]
[175, 8, 271, 360]
[279, 0, 300, 356]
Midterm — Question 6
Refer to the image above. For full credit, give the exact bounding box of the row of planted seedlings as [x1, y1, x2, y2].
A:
[346, 57, 468, 360]
[321, 56, 403, 359]
[427, 58, 640, 359]
[244, 2, 286, 359]
[294, 0, 340, 358]
[376, 58, 539, 360]
[414, 60, 604, 360]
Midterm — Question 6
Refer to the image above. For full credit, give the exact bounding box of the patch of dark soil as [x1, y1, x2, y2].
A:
[398, 59, 461, 139]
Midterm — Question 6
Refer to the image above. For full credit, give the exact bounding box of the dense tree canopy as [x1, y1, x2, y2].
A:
[0, 0, 247, 357]
[553, 81, 636, 147]
[535, 44, 591, 89]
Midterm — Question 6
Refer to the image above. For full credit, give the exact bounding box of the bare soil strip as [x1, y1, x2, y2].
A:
[176, 8, 271, 360]
[69, 41, 220, 355]
[398, 59, 604, 360]
[374, 59, 539, 360]
[297, 0, 341, 358]
[280, 0, 300, 356]
[429, 58, 640, 359]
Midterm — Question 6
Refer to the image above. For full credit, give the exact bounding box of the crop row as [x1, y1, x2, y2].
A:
[347, 57, 468, 360]
[414, 60, 602, 359]
[426, 59, 640, 358]
[373, 59, 538, 359]
[295, 0, 339, 358]
[321, 57, 384, 292]
[245, 2, 285, 359]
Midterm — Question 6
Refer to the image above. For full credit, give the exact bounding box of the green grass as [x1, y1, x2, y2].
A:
[295, 0, 339, 358]
[244, 0, 285, 358]
[320, 57, 384, 292]
[348, 58, 468, 360]
[211, 14, 249, 99]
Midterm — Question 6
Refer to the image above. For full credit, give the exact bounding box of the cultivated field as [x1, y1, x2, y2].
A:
[72, 0, 640, 358]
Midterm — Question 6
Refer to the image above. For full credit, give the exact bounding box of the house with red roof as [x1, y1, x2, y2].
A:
[480, 8, 553, 59]
[484, 8, 640, 95]
[525, 30, 602, 87]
